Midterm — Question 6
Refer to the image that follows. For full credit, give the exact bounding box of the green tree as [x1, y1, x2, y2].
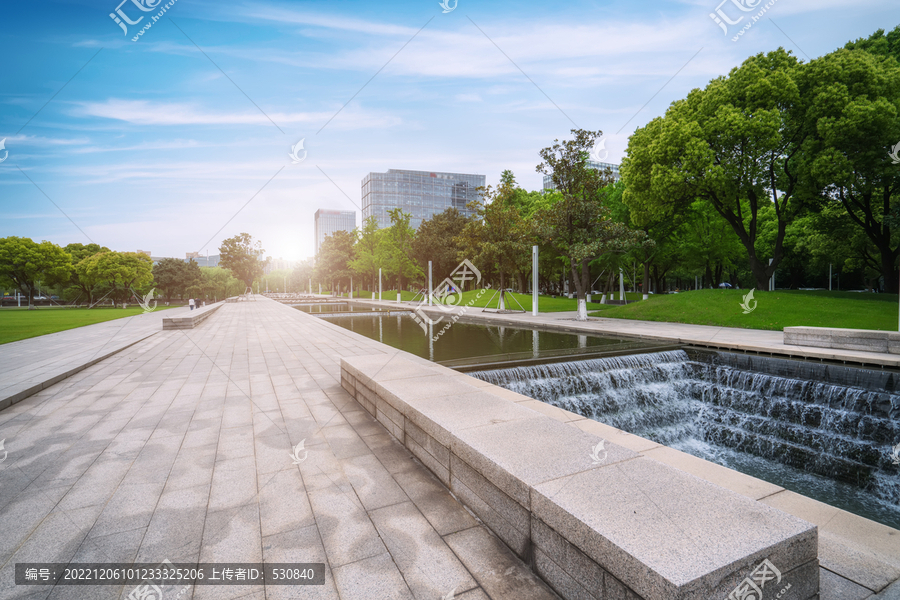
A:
[537, 129, 640, 319]
[63, 243, 109, 303]
[218, 233, 268, 291]
[349, 216, 382, 292]
[623, 48, 806, 290]
[844, 25, 900, 63]
[0, 237, 72, 308]
[153, 258, 201, 300]
[199, 267, 244, 302]
[379, 209, 421, 292]
[314, 231, 355, 292]
[798, 45, 900, 291]
[290, 260, 315, 294]
[457, 180, 530, 297]
[412, 208, 471, 284]
[76, 251, 153, 307]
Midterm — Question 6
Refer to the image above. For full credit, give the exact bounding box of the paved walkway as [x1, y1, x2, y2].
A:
[0, 307, 190, 411]
[0, 299, 559, 600]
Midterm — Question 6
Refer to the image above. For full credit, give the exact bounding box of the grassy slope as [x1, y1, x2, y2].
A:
[0, 306, 174, 345]
[588, 289, 897, 331]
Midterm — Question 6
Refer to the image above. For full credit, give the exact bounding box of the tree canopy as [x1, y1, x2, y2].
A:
[219, 233, 268, 291]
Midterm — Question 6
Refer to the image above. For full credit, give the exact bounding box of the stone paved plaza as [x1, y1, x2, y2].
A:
[2, 297, 900, 599]
[0, 300, 559, 599]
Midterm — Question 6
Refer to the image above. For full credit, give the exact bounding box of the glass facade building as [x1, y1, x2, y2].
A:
[542, 161, 621, 191]
[361, 169, 486, 230]
[314, 209, 357, 255]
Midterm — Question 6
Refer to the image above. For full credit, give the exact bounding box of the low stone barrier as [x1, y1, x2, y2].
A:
[162, 302, 222, 330]
[784, 326, 900, 354]
[341, 354, 819, 600]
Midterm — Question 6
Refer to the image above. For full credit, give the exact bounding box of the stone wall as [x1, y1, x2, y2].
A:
[341, 353, 820, 600]
[784, 326, 900, 355]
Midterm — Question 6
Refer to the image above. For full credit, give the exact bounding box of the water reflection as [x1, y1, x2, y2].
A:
[320, 312, 650, 364]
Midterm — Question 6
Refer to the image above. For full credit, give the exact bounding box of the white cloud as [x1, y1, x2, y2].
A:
[69, 99, 402, 130]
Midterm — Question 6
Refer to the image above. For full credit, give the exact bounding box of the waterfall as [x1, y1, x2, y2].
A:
[472, 350, 900, 516]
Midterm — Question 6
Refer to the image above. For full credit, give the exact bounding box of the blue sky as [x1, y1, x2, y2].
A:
[1, 0, 897, 261]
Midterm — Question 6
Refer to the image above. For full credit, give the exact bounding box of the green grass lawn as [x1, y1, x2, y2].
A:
[416, 289, 642, 312]
[342, 288, 643, 311]
[0, 305, 174, 345]
[588, 289, 897, 331]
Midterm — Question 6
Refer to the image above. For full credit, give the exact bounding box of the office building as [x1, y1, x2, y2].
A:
[185, 252, 220, 267]
[361, 169, 485, 230]
[542, 161, 621, 191]
[314, 209, 357, 255]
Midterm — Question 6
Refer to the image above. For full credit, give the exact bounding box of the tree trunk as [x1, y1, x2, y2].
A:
[572, 258, 588, 320]
[642, 262, 650, 299]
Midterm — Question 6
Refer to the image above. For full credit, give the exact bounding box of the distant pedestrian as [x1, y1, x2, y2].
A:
[189, 298, 195, 311]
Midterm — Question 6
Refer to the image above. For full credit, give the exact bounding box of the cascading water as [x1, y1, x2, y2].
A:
[473, 349, 900, 529]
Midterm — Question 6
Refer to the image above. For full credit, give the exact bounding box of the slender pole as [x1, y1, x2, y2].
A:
[829, 264, 832, 291]
[769, 258, 774, 291]
[379, 268, 382, 301]
[532, 245, 539, 316]
[619, 268, 625, 301]
[350, 276, 353, 299]
[309, 278, 311, 294]
[428, 261, 433, 306]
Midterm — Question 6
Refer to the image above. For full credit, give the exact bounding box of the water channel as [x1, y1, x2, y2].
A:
[311, 307, 900, 529]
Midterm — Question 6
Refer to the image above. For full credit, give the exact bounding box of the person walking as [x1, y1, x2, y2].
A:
[189, 298, 195, 311]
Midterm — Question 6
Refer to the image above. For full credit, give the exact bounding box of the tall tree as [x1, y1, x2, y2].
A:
[0, 237, 72, 309]
[314, 230, 355, 292]
[153, 258, 201, 300]
[64, 242, 109, 303]
[218, 233, 268, 291]
[798, 45, 900, 291]
[623, 48, 806, 289]
[77, 251, 153, 307]
[349, 216, 382, 292]
[457, 179, 530, 296]
[379, 209, 421, 292]
[537, 129, 640, 319]
[413, 208, 471, 283]
[290, 260, 315, 293]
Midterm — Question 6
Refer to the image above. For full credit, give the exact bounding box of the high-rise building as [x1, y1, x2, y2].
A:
[314, 209, 357, 255]
[361, 169, 485, 230]
[185, 252, 219, 267]
[542, 161, 621, 191]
